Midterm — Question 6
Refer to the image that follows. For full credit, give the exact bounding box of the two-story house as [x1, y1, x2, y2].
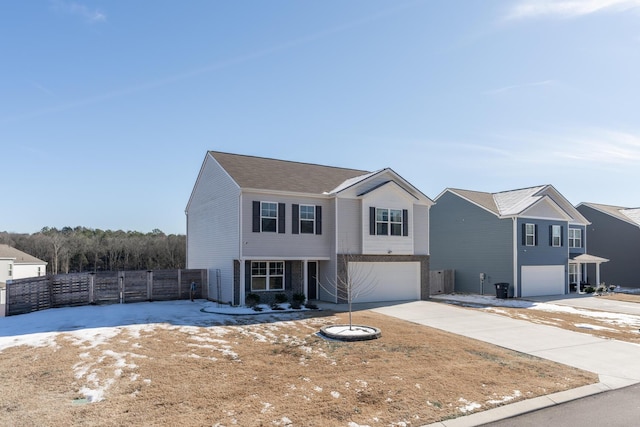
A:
[430, 185, 598, 297]
[576, 202, 639, 288]
[186, 151, 434, 305]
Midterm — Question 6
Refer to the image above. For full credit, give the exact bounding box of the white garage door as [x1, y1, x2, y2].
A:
[349, 262, 420, 303]
[521, 265, 565, 297]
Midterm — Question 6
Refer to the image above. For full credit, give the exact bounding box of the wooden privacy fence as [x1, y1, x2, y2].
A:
[4, 269, 208, 316]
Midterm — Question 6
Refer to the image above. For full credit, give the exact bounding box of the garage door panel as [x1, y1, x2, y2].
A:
[349, 262, 420, 303]
[521, 265, 565, 297]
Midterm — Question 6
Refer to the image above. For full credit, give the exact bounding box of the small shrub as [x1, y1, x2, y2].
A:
[585, 286, 595, 294]
[291, 293, 306, 309]
[274, 293, 288, 304]
[245, 293, 260, 308]
[304, 302, 318, 310]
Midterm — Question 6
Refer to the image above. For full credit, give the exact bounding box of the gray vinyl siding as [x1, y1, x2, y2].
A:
[186, 155, 240, 303]
[336, 198, 362, 254]
[516, 218, 569, 294]
[430, 191, 513, 294]
[241, 192, 333, 258]
[413, 205, 430, 255]
[578, 205, 640, 287]
[516, 219, 569, 265]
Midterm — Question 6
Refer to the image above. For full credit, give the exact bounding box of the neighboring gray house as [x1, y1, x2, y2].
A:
[576, 203, 640, 288]
[430, 185, 596, 297]
[186, 151, 434, 306]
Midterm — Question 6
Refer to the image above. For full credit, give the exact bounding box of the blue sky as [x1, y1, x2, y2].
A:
[2, 0, 640, 235]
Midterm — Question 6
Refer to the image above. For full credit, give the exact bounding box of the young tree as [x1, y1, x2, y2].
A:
[318, 254, 378, 330]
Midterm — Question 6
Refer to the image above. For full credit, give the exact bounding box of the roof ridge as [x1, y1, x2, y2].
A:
[209, 150, 369, 174]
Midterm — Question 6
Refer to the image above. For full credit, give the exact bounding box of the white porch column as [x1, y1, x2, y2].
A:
[596, 263, 601, 286]
[577, 263, 584, 294]
[303, 259, 308, 298]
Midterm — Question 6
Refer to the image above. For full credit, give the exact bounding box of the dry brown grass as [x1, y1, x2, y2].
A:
[601, 293, 640, 304]
[0, 310, 597, 427]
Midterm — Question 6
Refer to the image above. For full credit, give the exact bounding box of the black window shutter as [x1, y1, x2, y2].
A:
[561, 226, 564, 246]
[252, 201, 260, 232]
[370, 207, 376, 235]
[549, 225, 553, 246]
[581, 230, 584, 248]
[292, 204, 299, 234]
[285, 261, 292, 290]
[402, 209, 409, 236]
[534, 224, 538, 246]
[315, 205, 322, 235]
[245, 261, 252, 292]
[278, 203, 286, 234]
[521, 223, 526, 245]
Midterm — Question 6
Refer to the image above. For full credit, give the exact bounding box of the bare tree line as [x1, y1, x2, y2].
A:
[0, 227, 185, 274]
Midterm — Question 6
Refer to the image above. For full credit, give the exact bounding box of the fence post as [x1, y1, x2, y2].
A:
[89, 272, 95, 304]
[147, 270, 153, 301]
[119, 272, 124, 304]
[177, 269, 182, 300]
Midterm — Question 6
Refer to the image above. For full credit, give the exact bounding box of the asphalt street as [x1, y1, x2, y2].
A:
[482, 382, 640, 427]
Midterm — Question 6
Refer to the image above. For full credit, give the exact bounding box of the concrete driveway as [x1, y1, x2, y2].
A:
[367, 299, 640, 427]
[525, 293, 640, 316]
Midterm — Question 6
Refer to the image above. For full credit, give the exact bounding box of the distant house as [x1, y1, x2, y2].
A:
[430, 185, 601, 297]
[0, 244, 47, 285]
[186, 151, 434, 306]
[576, 203, 640, 288]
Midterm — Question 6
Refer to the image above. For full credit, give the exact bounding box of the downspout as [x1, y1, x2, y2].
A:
[238, 192, 245, 307]
[334, 195, 339, 303]
[512, 217, 518, 297]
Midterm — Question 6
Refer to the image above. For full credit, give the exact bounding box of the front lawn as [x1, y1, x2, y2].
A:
[0, 309, 597, 426]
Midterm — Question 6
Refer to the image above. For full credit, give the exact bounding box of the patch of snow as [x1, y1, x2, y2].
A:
[574, 323, 616, 331]
[331, 391, 340, 398]
[487, 390, 522, 405]
[458, 398, 482, 413]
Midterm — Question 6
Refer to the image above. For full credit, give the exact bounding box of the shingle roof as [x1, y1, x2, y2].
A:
[449, 185, 559, 216]
[449, 188, 500, 214]
[0, 244, 46, 264]
[210, 151, 371, 194]
[581, 202, 640, 227]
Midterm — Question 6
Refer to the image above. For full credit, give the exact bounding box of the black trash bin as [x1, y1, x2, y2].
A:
[494, 283, 509, 299]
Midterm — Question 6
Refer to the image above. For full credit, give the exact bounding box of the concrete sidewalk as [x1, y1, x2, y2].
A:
[367, 300, 640, 427]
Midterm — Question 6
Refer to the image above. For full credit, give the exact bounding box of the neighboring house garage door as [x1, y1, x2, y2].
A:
[349, 262, 420, 303]
[521, 265, 565, 297]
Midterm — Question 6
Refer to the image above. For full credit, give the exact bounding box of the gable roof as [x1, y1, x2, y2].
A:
[441, 185, 588, 223]
[210, 151, 370, 195]
[578, 202, 640, 227]
[0, 244, 46, 264]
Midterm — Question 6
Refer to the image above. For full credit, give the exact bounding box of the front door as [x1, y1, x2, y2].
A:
[307, 262, 318, 300]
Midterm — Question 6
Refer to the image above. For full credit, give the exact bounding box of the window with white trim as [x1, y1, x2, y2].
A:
[261, 202, 277, 232]
[376, 208, 403, 236]
[525, 223, 536, 246]
[299, 204, 315, 234]
[569, 264, 579, 285]
[569, 228, 582, 248]
[551, 225, 562, 247]
[251, 261, 284, 291]
[8, 264, 12, 277]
